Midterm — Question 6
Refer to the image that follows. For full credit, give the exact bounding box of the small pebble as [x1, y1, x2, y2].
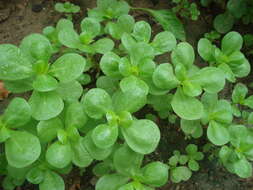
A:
[32, 4, 43, 12]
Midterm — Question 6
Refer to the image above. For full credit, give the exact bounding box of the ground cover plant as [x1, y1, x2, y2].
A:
[0, 0, 253, 189]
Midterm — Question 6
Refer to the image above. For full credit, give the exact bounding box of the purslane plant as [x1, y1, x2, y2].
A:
[168, 144, 204, 183]
[55, 2, 80, 20]
[0, 0, 252, 190]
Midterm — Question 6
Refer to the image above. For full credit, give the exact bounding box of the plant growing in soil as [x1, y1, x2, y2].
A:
[55, 2, 80, 20]
[0, 0, 252, 190]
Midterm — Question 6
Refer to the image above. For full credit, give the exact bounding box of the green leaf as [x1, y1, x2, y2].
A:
[0, 126, 11, 143]
[171, 88, 203, 120]
[93, 162, 112, 177]
[65, 101, 87, 129]
[71, 137, 93, 167]
[233, 157, 252, 178]
[46, 141, 72, 168]
[138, 58, 156, 78]
[50, 53, 86, 83]
[218, 63, 236, 82]
[122, 119, 160, 154]
[92, 124, 118, 149]
[96, 174, 129, 190]
[229, 124, 248, 148]
[5, 131, 41, 168]
[182, 80, 202, 97]
[230, 58, 250, 78]
[227, 0, 247, 18]
[118, 183, 134, 190]
[96, 76, 119, 95]
[144, 9, 185, 41]
[56, 80, 83, 102]
[82, 132, 113, 160]
[58, 27, 81, 49]
[113, 144, 143, 176]
[168, 155, 179, 166]
[171, 166, 192, 183]
[56, 19, 74, 31]
[129, 42, 154, 65]
[222, 31, 243, 55]
[4, 78, 33, 93]
[212, 100, 233, 124]
[248, 113, 253, 125]
[100, 52, 121, 77]
[120, 76, 149, 96]
[152, 63, 179, 90]
[132, 21, 151, 43]
[82, 88, 112, 119]
[37, 117, 64, 143]
[188, 159, 199, 171]
[180, 119, 203, 138]
[106, 15, 134, 39]
[197, 38, 215, 62]
[193, 67, 225, 93]
[140, 162, 168, 187]
[207, 121, 230, 146]
[171, 42, 195, 69]
[109, 0, 130, 19]
[20, 33, 53, 62]
[121, 33, 136, 53]
[33, 74, 58, 92]
[3, 98, 31, 128]
[0, 44, 32, 80]
[26, 167, 44, 184]
[92, 38, 114, 54]
[29, 91, 64, 121]
[186, 144, 198, 154]
[151, 31, 177, 55]
[39, 171, 64, 190]
[113, 90, 147, 113]
[81, 17, 101, 38]
[213, 12, 234, 34]
[2, 176, 16, 190]
[232, 83, 248, 104]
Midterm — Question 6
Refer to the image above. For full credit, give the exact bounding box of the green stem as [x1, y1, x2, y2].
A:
[130, 7, 151, 13]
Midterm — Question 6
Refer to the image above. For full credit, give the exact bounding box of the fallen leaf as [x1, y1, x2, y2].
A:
[0, 81, 9, 100]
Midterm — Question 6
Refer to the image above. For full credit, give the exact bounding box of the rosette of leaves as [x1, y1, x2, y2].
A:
[0, 98, 41, 168]
[88, 0, 130, 21]
[231, 83, 253, 117]
[100, 20, 177, 76]
[94, 144, 168, 190]
[57, 17, 114, 54]
[0, 33, 87, 121]
[213, 0, 253, 33]
[3, 159, 72, 190]
[99, 21, 177, 95]
[55, 2, 80, 14]
[42, 19, 75, 53]
[55, 2, 80, 21]
[219, 125, 253, 178]
[40, 101, 93, 169]
[201, 92, 233, 146]
[198, 31, 251, 82]
[204, 30, 221, 42]
[171, 0, 200, 21]
[168, 144, 204, 183]
[151, 42, 226, 120]
[81, 84, 161, 156]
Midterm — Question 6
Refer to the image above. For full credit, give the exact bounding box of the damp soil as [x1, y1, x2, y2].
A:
[0, 0, 253, 190]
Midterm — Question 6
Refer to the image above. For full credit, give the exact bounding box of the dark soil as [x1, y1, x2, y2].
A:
[0, 0, 253, 190]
